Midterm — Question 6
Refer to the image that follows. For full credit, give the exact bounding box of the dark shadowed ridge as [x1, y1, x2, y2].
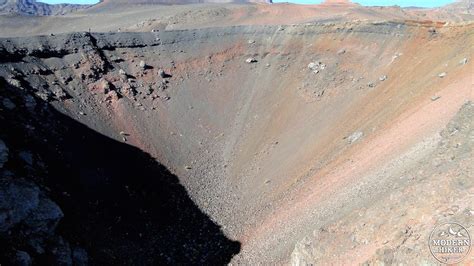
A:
[0, 77, 241, 265]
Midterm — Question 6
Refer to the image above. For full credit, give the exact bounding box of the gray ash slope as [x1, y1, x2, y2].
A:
[0, 33, 240, 265]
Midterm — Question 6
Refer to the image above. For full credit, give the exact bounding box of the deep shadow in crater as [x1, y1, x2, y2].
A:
[0, 80, 241, 265]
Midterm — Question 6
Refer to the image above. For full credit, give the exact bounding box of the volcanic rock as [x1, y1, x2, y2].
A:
[12, 250, 32, 266]
[0, 178, 40, 232]
[2, 98, 16, 110]
[139, 60, 147, 69]
[158, 68, 166, 78]
[0, 139, 8, 169]
[72, 247, 88, 266]
[245, 57, 258, 63]
[347, 131, 363, 144]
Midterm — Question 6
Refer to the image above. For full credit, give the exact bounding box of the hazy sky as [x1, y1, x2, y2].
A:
[38, 0, 455, 8]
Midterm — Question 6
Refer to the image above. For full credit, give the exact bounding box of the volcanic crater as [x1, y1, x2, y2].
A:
[0, 2, 473, 264]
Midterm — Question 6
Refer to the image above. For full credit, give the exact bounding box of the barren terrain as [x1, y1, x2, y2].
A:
[0, 0, 473, 265]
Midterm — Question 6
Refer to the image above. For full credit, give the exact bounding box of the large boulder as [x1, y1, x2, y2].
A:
[24, 197, 63, 235]
[0, 178, 40, 232]
[0, 178, 63, 235]
[72, 247, 89, 266]
[12, 250, 32, 266]
[48, 236, 73, 265]
[0, 139, 8, 169]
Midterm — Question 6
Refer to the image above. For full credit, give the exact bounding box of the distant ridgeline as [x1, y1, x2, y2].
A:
[3, 0, 469, 16]
[0, 0, 273, 16]
[0, 0, 89, 15]
[95, 0, 272, 6]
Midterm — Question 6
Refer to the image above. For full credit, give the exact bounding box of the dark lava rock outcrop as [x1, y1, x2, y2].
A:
[0, 31, 241, 263]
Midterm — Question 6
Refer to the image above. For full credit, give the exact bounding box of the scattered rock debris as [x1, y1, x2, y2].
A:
[52, 86, 68, 100]
[392, 52, 403, 61]
[291, 102, 473, 265]
[139, 60, 147, 69]
[307, 61, 325, 73]
[245, 57, 258, 64]
[110, 55, 122, 62]
[158, 69, 166, 78]
[307, 62, 318, 70]
[431, 95, 441, 101]
[346, 131, 364, 144]
[428, 27, 437, 35]
[7, 77, 21, 87]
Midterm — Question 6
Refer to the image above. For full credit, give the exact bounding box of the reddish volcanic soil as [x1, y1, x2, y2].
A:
[0, 0, 473, 265]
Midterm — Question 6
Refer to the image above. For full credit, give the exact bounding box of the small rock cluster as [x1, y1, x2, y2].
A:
[307, 61, 326, 74]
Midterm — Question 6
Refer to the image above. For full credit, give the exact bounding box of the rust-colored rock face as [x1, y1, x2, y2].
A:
[0, 1, 472, 265]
